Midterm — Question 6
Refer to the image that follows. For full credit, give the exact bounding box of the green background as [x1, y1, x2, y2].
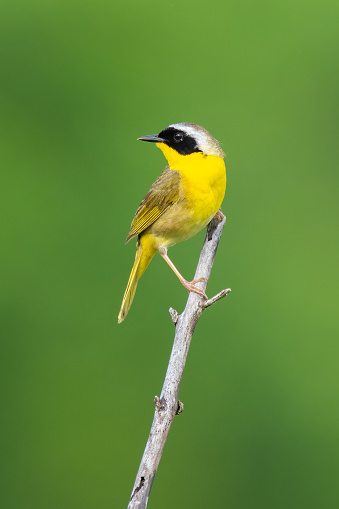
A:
[1, 0, 338, 507]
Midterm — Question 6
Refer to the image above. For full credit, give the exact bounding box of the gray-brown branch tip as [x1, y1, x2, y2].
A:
[202, 288, 232, 309]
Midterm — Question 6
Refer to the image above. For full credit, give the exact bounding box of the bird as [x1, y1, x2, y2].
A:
[118, 122, 226, 323]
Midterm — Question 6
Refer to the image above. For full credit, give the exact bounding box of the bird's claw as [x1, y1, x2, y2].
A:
[185, 279, 208, 300]
[191, 277, 208, 285]
[214, 209, 225, 222]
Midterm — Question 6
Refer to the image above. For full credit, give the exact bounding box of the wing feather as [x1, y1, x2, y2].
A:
[126, 167, 180, 243]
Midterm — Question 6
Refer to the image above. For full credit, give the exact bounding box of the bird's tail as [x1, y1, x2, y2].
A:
[118, 235, 156, 323]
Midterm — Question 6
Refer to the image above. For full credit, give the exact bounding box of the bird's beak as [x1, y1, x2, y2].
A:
[137, 134, 165, 143]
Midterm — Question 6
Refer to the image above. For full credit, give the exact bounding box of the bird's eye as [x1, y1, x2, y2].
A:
[174, 132, 184, 143]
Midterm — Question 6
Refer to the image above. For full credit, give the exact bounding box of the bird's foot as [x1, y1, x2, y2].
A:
[191, 277, 208, 285]
[183, 278, 208, 299]
[214, 209, 225, 222]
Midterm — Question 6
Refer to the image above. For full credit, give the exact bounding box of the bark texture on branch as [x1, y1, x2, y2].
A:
[127, 216, 230, 509]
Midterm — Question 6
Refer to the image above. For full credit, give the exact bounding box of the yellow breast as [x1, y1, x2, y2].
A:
[150, 143, 226, 247]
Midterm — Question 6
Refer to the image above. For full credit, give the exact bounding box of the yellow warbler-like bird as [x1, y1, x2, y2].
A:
[118, 122, 226, 323]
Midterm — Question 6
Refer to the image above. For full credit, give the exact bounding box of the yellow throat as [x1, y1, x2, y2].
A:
[157, 142, 226, 214]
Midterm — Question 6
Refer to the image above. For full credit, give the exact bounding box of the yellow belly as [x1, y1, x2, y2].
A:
[147, 150, 226, 249]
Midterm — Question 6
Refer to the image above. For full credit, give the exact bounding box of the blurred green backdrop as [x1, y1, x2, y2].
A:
[1, 0, 338, 507]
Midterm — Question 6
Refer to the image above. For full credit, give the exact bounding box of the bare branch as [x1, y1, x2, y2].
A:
[127, 216, 230, 509]
[202, 288, 232, 309]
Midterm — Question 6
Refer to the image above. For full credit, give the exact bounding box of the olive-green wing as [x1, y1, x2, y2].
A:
[126, 167, 181, 243]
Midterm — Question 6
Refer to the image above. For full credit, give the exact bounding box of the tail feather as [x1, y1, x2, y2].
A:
[118, 237, 156, 323]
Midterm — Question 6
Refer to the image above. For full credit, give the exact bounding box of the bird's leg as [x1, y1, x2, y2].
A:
[159, 251, 208, 299]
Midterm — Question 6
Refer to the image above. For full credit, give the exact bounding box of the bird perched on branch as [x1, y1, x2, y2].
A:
[118, 122, 226, 323]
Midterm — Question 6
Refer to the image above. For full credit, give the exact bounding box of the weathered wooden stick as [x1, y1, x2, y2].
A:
[127, 215, 230, 509]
